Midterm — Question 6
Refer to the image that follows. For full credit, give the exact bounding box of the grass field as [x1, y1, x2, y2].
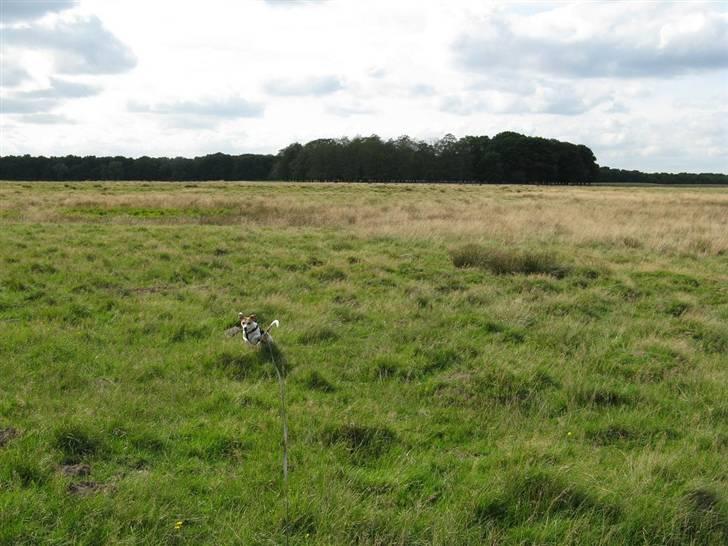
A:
[1, 182, 727, 545]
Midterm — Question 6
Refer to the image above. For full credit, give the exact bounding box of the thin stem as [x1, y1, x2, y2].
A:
[269, 343, 289, 546]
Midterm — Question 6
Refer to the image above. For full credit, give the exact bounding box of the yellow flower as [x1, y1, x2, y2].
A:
[175, 521, 184, 529]
[567, 431, 573, 437]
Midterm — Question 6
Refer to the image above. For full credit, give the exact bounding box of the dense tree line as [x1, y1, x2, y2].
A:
[0, 153, 274, 182]
[0, 132, 597, 183]
[271, 132, 598, 183]
[598, 167, 728, 185]
[0, 132, 724, 184]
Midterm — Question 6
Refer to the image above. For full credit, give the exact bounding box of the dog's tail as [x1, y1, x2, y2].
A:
[267, 319, 280, 330]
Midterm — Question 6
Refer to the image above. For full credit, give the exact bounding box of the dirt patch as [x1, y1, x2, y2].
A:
[60, 463, 91, 477]
[0, 427, 19, 448]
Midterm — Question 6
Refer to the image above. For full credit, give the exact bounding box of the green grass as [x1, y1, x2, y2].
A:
[0, 182, 727, 545]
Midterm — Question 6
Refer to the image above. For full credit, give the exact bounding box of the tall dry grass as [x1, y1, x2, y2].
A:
[1, 182, 726, 255]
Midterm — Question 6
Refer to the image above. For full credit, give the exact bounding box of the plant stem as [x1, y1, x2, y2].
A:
[270, 344, 289, 546]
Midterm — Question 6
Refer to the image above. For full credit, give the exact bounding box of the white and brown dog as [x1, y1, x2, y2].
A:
[227, 313, 279, 345]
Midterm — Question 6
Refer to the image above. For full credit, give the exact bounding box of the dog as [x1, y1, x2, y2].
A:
[227, 313, 279, 345]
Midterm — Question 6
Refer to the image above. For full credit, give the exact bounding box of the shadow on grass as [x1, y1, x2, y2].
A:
[474, 469, 621, 531]
[212, 341, 290, 381]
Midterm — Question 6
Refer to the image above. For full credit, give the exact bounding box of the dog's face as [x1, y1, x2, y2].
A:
[239, 313, 257, 328]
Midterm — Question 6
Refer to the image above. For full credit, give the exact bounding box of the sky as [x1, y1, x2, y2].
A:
[0, 0, 726, 173]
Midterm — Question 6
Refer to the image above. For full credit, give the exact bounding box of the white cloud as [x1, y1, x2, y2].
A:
[3, 15, 137, 75]
[0, 0, 76, 22]
[128, 96, 264, 118]
[454, 5, 728, 79]
[264, 75, 343, 96]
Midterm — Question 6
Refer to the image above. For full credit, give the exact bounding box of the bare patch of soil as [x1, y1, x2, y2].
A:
[0, 427, 19, 448]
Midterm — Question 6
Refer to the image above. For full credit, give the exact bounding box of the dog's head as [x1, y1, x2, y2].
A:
[239, 313, 257, 328]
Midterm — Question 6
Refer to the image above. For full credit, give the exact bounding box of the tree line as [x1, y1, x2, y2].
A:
[0, 132, 724, 184]
[598, 167, 728, 185]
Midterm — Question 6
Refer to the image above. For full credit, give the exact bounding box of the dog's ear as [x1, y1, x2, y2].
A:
[250, 314, 257, 321]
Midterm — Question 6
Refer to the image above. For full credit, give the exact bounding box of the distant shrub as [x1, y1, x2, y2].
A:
[450, 244, 568, 277]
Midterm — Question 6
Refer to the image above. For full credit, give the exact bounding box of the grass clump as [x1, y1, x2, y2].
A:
[53, 425, 102, 464]
[450, 244, 569, 277]
[302, 370, 336, 392]
[474, 469, 618, 530]
[298, 326, 338, 344]
[323, 424, 396, 462]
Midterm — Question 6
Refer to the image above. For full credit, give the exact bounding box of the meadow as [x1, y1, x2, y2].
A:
[0, 181, 726, 545]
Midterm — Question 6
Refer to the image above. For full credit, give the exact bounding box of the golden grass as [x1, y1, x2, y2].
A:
[1, 182, 726, 255]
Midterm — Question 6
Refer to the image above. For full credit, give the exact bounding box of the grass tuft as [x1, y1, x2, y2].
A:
[677, 487, 728, 543]
[53, 425, 102, 464]
[302, 370, 336, 392]
[474, 469, 619, 530]
[298, 326, 338, 344]
[323, 424, 396, 462]
[450, 244, 569, 277]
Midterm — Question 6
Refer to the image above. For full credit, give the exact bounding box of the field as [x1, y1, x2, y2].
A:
[1, 182, 727, 545]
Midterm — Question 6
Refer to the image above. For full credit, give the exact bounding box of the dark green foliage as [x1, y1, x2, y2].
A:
[0, 131, 604, 183]
[451, 244, 568, 277]
[598, 166, 728, 185]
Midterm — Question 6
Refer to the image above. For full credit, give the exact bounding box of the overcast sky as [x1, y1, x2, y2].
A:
[1, 0, 726, 172]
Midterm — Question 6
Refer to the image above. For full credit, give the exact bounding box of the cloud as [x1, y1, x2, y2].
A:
[128, 96, 265, 120]
[1, 77, 100, 114]
[1, 96, 58, 114]
[3, 16, 137, 75]
[264, 75, 343, 96]
[0, 0, 76, 22]
[440, 83, 611, 117]
[327, 101, 373, 116]
[16, 113, 75, 124]
[409, 84, 435, 97]
[22, 77, 100, 99]
[263, 0, 327, 9]
[454, 6, 728, 79]
[0, 61, 31, 87]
